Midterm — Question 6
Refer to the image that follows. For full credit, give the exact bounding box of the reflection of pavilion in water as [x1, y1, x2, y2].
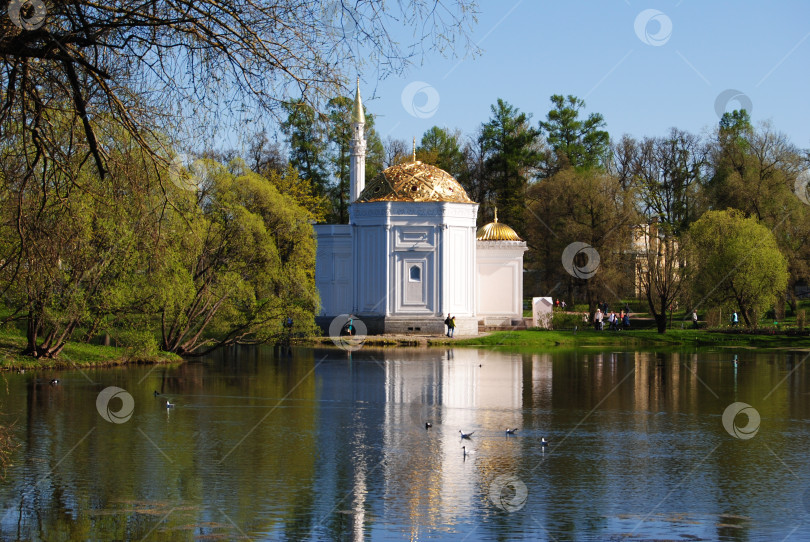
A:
[313, 348, 531, 539]
[311, 349, 715, 539]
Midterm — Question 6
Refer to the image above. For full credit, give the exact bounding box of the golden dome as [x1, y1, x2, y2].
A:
[476, 209, 522, 241]
[356, 160, 474, 204]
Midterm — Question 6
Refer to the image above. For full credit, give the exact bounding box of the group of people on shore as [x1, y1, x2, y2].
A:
[593, 304, 630, 331]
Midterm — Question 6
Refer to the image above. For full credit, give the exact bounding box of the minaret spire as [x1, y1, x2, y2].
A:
[412, 137, 416, 162]
[349, 78, 366, 205]
[351, 77, 365, 124]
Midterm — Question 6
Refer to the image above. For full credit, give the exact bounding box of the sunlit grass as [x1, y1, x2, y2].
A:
[445, 328, 810, 349]
[0, 327, 182, 370]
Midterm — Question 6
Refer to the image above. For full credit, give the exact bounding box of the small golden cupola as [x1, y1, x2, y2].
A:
[476, 208, 522, 241]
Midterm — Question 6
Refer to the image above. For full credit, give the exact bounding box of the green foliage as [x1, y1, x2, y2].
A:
[551, 311, 588, 330]
[539, 94, 610, 175]
[281, 101, 331, 196]
[686, 209, 789, 327]
[113, 330, 160, 359]
[479, 99, 542, 237]
[798, 309, 806, 331]
[418, 126, 466, 179]
[526, 168, 638, 311]
[158, 161, 319, 355]
[327, 96, 353, 223]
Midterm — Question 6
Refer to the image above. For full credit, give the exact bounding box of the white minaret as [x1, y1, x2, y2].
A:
[349, 78, 366, 203]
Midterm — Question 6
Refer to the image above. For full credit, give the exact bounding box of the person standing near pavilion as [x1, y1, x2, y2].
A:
[448, 315, 456, 338]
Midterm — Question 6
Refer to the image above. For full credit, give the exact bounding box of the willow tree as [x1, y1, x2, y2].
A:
[158, 162, 320, 355]
[686, 210, 788, 327]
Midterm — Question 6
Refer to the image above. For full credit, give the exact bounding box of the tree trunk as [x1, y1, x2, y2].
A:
[655, 313, 667, 333]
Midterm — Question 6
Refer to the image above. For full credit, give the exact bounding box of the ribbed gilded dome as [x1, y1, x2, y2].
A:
[356, 160, 474, 203]
[476, 209, 522, 241]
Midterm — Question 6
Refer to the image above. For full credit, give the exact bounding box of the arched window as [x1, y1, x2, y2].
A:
[409, 265, 421, 282]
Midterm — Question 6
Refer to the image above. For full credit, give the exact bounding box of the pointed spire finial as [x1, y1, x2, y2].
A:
[494, 207, 499, 223]
[351, 78, 365, 124]
[412, 137, 416, 162]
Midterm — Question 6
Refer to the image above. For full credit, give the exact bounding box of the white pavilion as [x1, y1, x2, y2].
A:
[314, 84, 527, 335]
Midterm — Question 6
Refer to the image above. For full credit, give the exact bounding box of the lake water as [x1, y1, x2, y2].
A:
[2, 346, 810, 541]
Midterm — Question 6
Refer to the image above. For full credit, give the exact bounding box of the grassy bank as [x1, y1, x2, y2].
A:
[439, 329, 810, 350]
[0, 328, 183, 371]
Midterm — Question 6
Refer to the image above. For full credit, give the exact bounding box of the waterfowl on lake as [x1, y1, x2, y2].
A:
[505, 428, 518, 435]
[425, 422, 432, 429]
[459, 430, 474, 439]
[154, 390, 160, 397]
[540, 437, 548, 447]
[165, 400, 175, 408]
[49, 379, 59, 385]
[462, 446, 474, 458]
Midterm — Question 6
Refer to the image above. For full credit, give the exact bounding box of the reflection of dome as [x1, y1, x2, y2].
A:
[356, 160, 474, 203]
[476, 209, 522, 241]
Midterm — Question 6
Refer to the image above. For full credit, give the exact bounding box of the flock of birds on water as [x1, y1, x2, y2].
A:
[423, 422, 549, 459]
[42, 380, 549, 454]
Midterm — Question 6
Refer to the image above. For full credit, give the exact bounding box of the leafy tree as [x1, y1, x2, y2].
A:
[0, 116, 163, 358]
[526, 168, 638, 313]
[158, 160, 319, 355]
[479, 99, 542, 235]
[363, 114, 386, 186]
[417, 126, 466, 178]
[686, 209, 788, 327]
[282, 101, 331, 198]
[706, 115, 808, 314]
[538, 94, 610, 176]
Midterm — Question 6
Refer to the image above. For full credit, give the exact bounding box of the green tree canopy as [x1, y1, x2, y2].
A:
[282, 102, 331, 198]
[539, 94, 610, 176]
[706, 116, 808, 314]
[686, 209, 788, 326]
[526, 168, 637, 312]
[479, 99, 542, 234]
[417, 126, 466, 179]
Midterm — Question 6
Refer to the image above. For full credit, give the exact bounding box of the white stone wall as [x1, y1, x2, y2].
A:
[350, 201, 478, 320]
[476, 241, 528, 323]
[314, 225, 353, 316]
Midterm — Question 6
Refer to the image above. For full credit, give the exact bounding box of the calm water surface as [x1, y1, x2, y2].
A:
[2, 346, 810, 541]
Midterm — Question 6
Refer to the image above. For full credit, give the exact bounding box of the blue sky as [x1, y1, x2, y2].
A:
[360, 0, 810, 149]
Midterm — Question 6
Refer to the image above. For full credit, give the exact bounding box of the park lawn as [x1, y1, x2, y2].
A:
[441, 328, 810, 350]
[0, 328, 182, 371]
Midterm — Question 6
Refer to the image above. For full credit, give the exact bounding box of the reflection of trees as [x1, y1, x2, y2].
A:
[5, 349, 810, 539]
[3, 347, 319, 539]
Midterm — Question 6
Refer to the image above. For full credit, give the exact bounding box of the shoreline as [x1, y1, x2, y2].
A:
[314, 328, 810, 350]
[0, 329, 182, 372]
[4, 327, 809, 371]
